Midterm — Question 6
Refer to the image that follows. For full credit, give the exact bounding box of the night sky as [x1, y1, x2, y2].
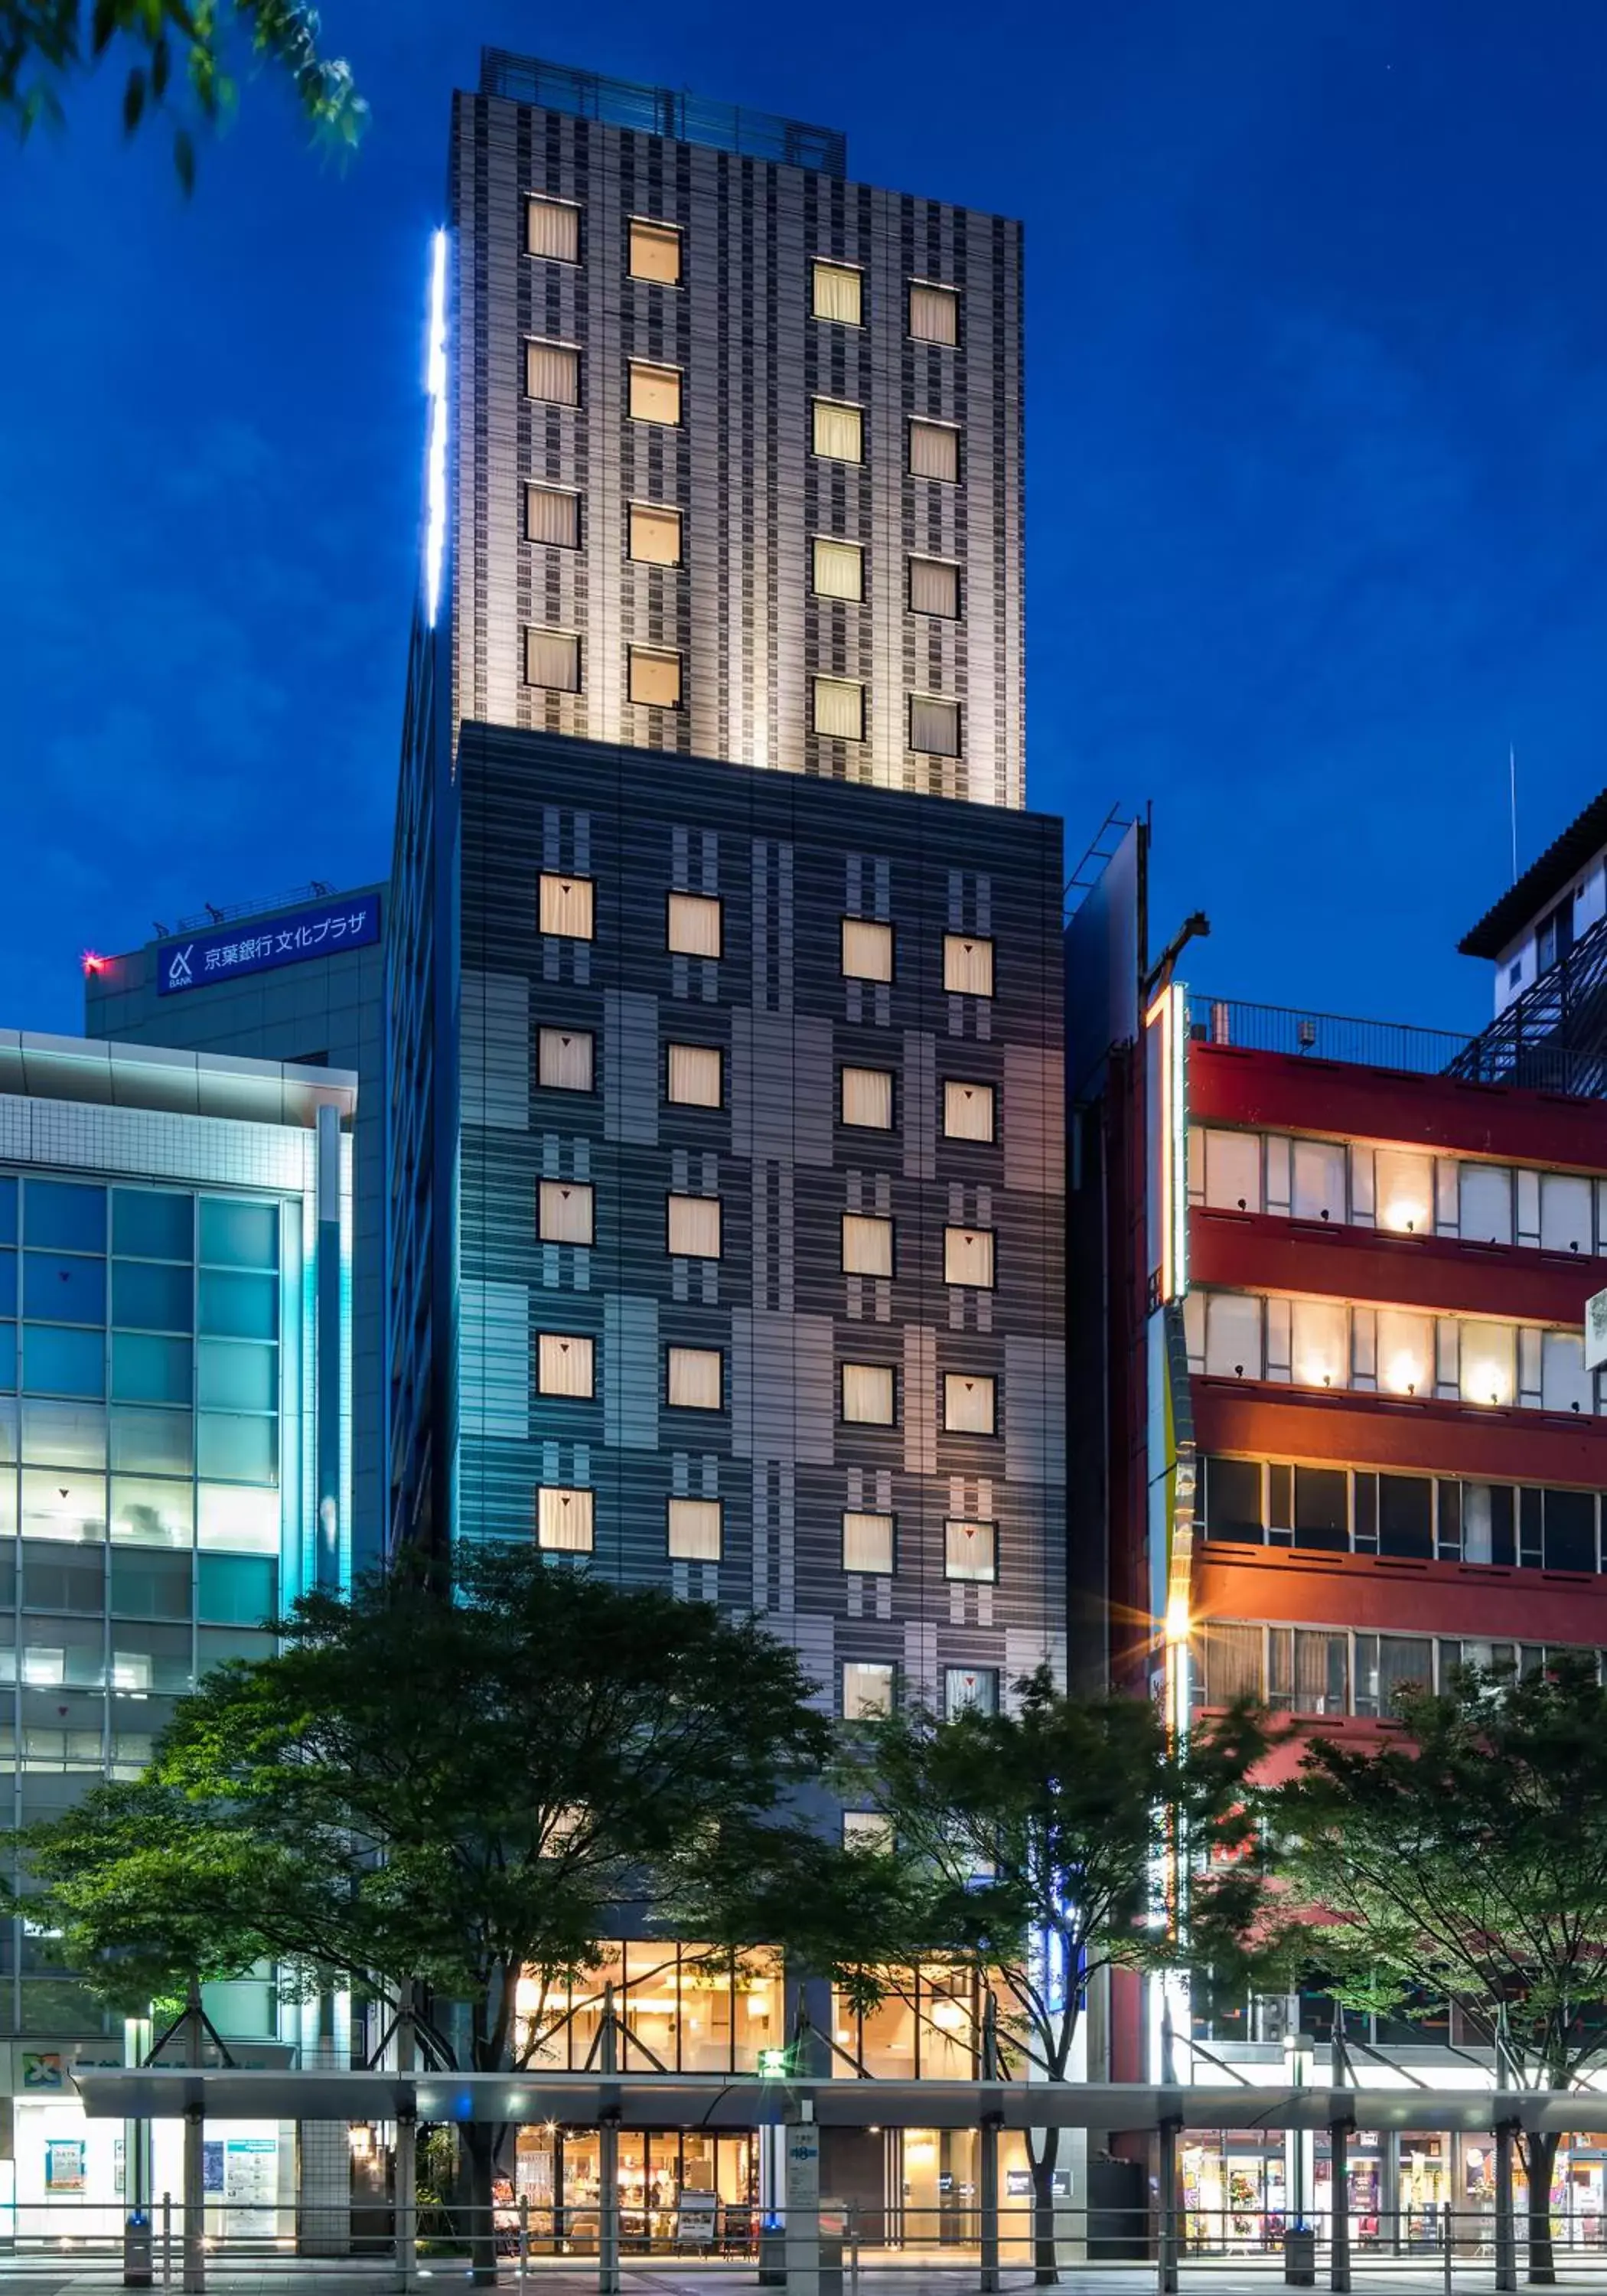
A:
[7, 0, 1607, 1039]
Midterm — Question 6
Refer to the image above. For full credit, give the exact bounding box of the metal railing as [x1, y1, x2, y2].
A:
[1188, 996, 1475, 1079]
[478, 51, 847, 175]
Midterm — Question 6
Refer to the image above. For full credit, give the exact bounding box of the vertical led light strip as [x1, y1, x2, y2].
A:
[1144, 980, 1189, 1304]
[425, 228, 448, 628]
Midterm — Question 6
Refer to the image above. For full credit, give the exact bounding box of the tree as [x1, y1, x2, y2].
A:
[15, 1548, 833, 2282]
[1271, 1656, 1607, 2286]
[1, 1, 365, 187]
[709, 1668, 1275, 2286]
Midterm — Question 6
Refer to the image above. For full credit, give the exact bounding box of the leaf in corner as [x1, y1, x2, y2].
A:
[174, 127, 195, 195]
[122, 67, 146, 135]
[91, 0, 119, 59]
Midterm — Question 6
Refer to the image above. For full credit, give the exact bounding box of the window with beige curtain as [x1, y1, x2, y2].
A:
[667, 1497, 722, 1561]
[1459, 1319, 1516, 1407]
[908, 556, 959, 617]
[911, 695, 960, 757]
[629, 217, 682, 283]
[944, 1518, 996, 1581]
[944, 1080, 995, 1140]
[667, 1346, 722, 1410]
[667, 892, 722, 957]
[537, 1486, 594, 1552]
[526, 485, 580, 548]
[628, 647, 683, 707]
[1291, 1298, 1348, 1391]
[526, 629, 581, 693]
[628, 504, 683, 564]
[526, 198, 580, 262]
[539, 1180, 594, 1247]
[908, 418, 958, 481]
[908, 281, 959, 344]
[667, 1195, 722, 1259]
[944, 1225, 995, 1287]
[943, 1372, 996, 1434]
[841, 918, 893, 981]
[667, 1044, 722, 1107]
[841, 1067, 894, 1129]
[842, 1661, 895, 1719]
[812, 398, 863, 462]
[1376, 1308, 1433, 1399]
[842, 1213, 895, 1277]
[943, 933, 993, 994]
[629, 361, 682, 424]
[537, 1027, 593, 1092]
[812, 260, 862, 325]
[843, 1809, 892, 1847]
[525, 341, 580, 405]
[813, 677, 864, 741]
[538, 872, 594, 938]
[841, 1362, 895, 1424]
[537, 1333, 594, 1398]
[841, 1511, 895, 1574]
[812, 536, 864, 600]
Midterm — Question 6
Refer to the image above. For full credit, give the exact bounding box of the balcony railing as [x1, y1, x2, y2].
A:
[478, 51, 848, 175]
[1446, 905, 1607, 1099]
[1187, 995, 1474, 1078]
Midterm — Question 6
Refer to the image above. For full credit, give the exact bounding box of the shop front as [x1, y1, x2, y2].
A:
[513, 2124, 757, 2252]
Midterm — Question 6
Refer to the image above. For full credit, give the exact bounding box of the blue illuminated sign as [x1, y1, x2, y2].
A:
[157, 893, 380, 996]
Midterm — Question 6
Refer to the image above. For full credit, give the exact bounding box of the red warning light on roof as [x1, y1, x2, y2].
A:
[81, 951, 108, 975]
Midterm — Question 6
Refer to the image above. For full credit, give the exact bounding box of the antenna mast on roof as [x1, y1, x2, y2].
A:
[1510, 742, 1519, 886]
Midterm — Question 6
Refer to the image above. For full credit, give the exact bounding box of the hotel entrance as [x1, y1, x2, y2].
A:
[514, 2125, 758, 2252]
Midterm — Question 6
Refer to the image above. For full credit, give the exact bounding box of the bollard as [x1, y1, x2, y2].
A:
[518, 2194, 530, 2285]
[1442, 2200, 1453, 2296]
[161, 2192, 173, 2290]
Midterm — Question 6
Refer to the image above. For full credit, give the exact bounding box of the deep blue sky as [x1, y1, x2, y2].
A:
[7, 0, 1607, 1038]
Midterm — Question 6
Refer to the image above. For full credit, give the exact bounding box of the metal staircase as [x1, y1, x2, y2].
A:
[1446, 908, 1607, 1098]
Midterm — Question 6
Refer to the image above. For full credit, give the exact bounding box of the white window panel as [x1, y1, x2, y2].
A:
[909, 418, 958, 481]
[1351, 1303, 1377, 1385]
[526, 484, 580, 547]
[628, 647, 683, 707]
[842, 1661, 895, 1720]
[539, 1180, 594, 1247]
[667, 892, 722, 958]
[911, 695, 960, 756]
[943, 1373, 996, 1434]
[813, 536, 864, 599]
[1349, 1144, 1376, 1223]
[526, 629, 581, 693]
[812, 260, 862, 325]
[526, 197, 580, 262]
[629, 362, 682, 424]
[944, 1080, 995, 1141]
[813, 676, 865, 740]
[945, 1666, 999, 1718]
[908, 556, 959, 617]
[1436, 1318, 1460, 1397]
[537, 1027, 593, 1092]
[537, 1333, 594, 1398]
[1376, 1309, 1432, 1398]
[944, 1226, 995, 1288]
[667, 1195, 721, 1259]
[842, 1363, 895, 1424]
[944, 1518, 996, 1581]
[1517, 1166, 1542, 1244]
[1183, 1289, 1206, 1370]
[667, 1346, 722, 1410]
[943, 934, 993, 995]
[842, 1214, 895, 1277]
[1201, 1127, 1260, 1212]
[1291, 1298, 1348, 1390]
[1204, 1292, 1263, 1379]
[841, 918, 893, 981]
[813, 398, 863, 462]
[538, 872, 594, 938]
[1460, 1320, 1516, 1407]
[1460, 1162, 1513, 1244]
[1265, 1296, 1291, 1379]
[908, 280, 959, 343]
[1374, 1147, 1433, 1235]
[1541, 1172, 1593, 1255]
[1265, 1134, 1292, 1214]
[667, 1497, 722, 1560]
[1519, 1326, 1542, 1403]
[537, 1486, 594, 1552]
[1292, 1138, 1346, 1223]
[628, 504, 683, 564]
[842, 1511, 895, 1574]
[1435, 1157, 1460, 1235]
[1542, 1330, 1592, 1414]
[526, 341, 579, 404]
[1462, 1483, 1495, 1564]
[629, 218, 682, 283]
[667, 1044, 722, 1107]
[842, 1067, 895, 1129]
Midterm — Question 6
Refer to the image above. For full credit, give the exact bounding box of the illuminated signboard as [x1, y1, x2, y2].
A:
[157, 893, 380, 996]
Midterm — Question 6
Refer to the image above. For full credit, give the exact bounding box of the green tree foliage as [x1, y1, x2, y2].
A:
[1272, 1656, 1607, 2286]
[13, 1549, 832, 2281]
[1, 1, 365, 185]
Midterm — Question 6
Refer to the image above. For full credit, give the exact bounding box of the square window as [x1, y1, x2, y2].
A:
[909, 418, 958, 481]
[667, 1496, 722, 1560]
[667, 1195, 722, 1259]
[667, 892, 722, 958]
[944, 934, 993, 995]
[526, 341, 580, 406]
[944, 1372, 996, 1434]
[667, 1044, 722, 1108]
[944, 1081, 995, 1141]
[944, 1665, 998, 1717]
[538, 1180, 594, 1247]
[911, 695, 961, 758]
[526, 197, 580, 263]
[526, 485, 580, 548]
[842, 1510, 895, 1574]
[526, 629, 581, 693]
[842, 1660, 895, 1720]
[538, 872, 594, 938]
[667, 1345, 722, 1410]
[812, 399, 863, 463]
[537, 1486, 594, 1553]
[944, 1226, 996, 1287]
[908, 557, 959, 618]
[841, 918, 893, 982]
[841, 1362, 896, 1425]
[537, 1027, 594, 1092]
[629, 361, 682, 425]
[537, 1333, 594, 1398]
[628, 504, 683, 564]
[812, 260, 862, 325]
[841, 1067, 895, 1130]
[944, 1518, 996, 1581]
[908, 281, 959, 344]
[841, 1214, 895, 1278]
[813, 677, 865, 741]
[843, 1809, 893, 1848]
[629, 217, 682, 284]
[813, 536, 864, 601]
[628, 646, 683, 708]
